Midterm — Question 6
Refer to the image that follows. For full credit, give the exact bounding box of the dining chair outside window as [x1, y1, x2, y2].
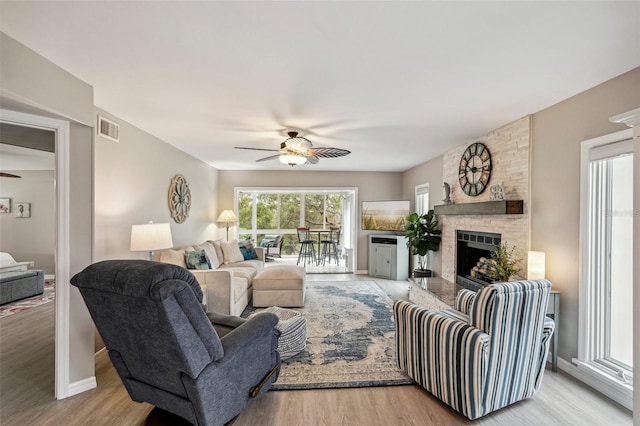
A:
[319, 227, 341, 266]
[296, 227, 317, 266]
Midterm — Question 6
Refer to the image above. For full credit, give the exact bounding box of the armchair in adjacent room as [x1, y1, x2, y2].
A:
[394, 279, 555, 420]
[71, 260, 281, 426]
[260, 235, 284, 259]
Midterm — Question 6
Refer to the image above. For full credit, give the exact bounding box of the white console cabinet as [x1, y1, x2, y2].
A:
[368, 235, 409, 281]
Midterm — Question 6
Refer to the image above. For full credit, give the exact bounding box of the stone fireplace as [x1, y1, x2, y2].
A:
[439, 116, 531, 283]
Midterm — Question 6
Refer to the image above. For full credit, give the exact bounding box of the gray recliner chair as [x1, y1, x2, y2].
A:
[71, 260, 281, 426]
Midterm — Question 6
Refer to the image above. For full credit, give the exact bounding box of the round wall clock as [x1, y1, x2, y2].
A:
[458, 142, 492, 196]
[168, 174, 191, 223]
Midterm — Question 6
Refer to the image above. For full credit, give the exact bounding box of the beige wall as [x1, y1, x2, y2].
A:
[531, 67, 640, 361]
[401, 155, 444, 275]
[68, 123, 95, 383]
[0, 32, 93, 125]
[218, 170, 403, 271]
[94, 108, 220, 261]
[1, 32, 96, 394]
[0, 170, 55, 274]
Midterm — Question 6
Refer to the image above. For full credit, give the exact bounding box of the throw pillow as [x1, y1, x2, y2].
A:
[209, 240, 225, 266]
[239, 239, 258, 260]
[185, 249, 212, 270]
[196, 242, 220, 269]
[159, 249, 187, 267]
[220, 239, 244, 264]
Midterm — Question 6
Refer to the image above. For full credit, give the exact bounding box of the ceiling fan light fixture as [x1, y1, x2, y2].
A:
[284, 131, 311, 153]
[279, 154, 307, 167]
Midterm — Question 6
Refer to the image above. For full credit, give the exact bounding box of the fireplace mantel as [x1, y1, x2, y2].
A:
[434, 200, 523, 216]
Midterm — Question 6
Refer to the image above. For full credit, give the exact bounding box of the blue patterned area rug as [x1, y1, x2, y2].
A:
[244, 280, 412, 390]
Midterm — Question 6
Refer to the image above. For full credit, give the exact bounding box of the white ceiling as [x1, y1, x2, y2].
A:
[1, 1, 638, 172]
[0, 144, 55, 171]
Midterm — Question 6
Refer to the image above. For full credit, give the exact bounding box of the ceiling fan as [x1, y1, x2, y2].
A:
[0, 172, 21, 178]
[235, 131, 351, 166]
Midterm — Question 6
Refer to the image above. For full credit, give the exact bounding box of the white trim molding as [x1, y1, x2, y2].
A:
[609, 107, 640, 420]
[0, 109, 82, 399]
[609, 107, 640, 128]
[577, 128, 634, 410]
[561, 358, 633, 410]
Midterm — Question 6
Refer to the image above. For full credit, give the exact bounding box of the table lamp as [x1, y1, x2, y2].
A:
[130, 222, 173, 261]
[216, 210, 238, 240]
[527, 251, 546, 280]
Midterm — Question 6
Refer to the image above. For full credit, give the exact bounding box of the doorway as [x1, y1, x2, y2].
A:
[0, 109, 79, 399]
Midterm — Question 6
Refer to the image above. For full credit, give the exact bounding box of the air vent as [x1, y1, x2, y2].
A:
[97, 115, 120, 142]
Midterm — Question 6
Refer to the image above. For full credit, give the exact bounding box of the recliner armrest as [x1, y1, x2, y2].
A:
[207, 311, 247, 338]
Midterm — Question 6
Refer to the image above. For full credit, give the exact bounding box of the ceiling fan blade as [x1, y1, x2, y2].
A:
[307, 147, 351, 158]
[255, 154, 281, 162]
[235, 146, 280, 152]
[0, 172, 22, 178]
[304, 156, 319, 164]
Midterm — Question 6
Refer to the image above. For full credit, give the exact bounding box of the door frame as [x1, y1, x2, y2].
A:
[0, 109, 73, 398]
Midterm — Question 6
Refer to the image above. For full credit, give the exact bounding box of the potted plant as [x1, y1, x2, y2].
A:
[486, 243, 522, 282]
[405, 209, 442, 277]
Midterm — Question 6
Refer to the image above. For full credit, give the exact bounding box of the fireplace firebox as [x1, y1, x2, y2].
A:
[456, 230, 501, 291]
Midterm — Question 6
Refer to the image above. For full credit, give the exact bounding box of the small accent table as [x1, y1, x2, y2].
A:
[547, 291, 560, 372]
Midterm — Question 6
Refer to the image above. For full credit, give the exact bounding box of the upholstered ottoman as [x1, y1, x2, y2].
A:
[252, 306, 307, 359]
[252, 265, 305, 307]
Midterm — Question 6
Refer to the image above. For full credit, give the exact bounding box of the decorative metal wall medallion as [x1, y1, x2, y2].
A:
[168, 174, 191, 223]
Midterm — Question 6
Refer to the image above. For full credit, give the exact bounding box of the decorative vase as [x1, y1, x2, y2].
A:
[413, 269, 433, 278]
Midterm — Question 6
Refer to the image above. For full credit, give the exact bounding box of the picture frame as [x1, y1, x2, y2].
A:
[0, 198, 10, 213]
[15, 202, 31, 218]
[361, 200, 410, 231]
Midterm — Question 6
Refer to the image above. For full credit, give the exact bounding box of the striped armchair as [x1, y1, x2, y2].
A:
[394, 279, 555, 420]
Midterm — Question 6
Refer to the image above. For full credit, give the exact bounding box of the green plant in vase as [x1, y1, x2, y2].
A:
[405, 209, 442, 275]
[487, 243, 522, 282]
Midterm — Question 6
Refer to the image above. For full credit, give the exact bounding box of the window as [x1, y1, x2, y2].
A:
[236, 189, 345, 256]
[577, 129, 634, 407]
[415, 183, 429, 215]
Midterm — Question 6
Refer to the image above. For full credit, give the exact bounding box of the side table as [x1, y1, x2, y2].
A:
[547, 291, 560, 372]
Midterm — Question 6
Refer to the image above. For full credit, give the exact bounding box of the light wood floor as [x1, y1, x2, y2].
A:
[0, 274, 632, 425]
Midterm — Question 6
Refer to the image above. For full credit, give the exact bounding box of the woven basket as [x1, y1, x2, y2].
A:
[258, 306, 307, 359]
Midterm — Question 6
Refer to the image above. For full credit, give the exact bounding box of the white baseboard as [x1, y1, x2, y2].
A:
[555, 356, 632, 410]
[356, 269, 369, 275]
[66, 376, 97, 397]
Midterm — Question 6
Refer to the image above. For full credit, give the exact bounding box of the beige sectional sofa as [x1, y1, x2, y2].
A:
[159, 240, 264, 316]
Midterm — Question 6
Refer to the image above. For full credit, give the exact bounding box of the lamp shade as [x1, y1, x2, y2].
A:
[527, 251, 546, 280]
[130, 222, 173, 252]
[216, 210, 238, 224]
